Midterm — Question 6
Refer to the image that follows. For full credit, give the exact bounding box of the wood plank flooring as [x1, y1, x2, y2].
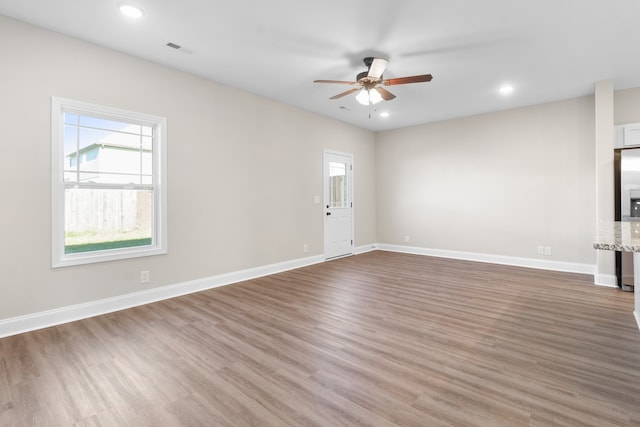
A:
[1, 251, 640, 426]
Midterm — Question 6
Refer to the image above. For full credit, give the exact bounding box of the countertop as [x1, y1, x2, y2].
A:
[593, 220, 640, 252]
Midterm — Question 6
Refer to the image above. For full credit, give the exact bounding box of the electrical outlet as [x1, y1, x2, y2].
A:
[140, 270, 150, 283]
[404, 235, 410, 243]
[544, 246, 552, 256]
[537, 246, 544, 255]
[303, 244, 309, 253]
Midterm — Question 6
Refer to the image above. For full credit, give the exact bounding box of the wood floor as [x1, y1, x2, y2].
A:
[1, 251, 640, 426]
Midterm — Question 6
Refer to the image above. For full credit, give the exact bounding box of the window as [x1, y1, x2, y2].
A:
[328, 161, 348, 208]
[51, 97, 167, 267]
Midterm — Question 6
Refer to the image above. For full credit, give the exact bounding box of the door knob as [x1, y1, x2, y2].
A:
[326, 212, 331, 216]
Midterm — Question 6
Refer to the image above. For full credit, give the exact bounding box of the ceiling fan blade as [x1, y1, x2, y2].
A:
[374, 86, 396, 101]
[367, 58, 388, 79]
[329, 88, 361, 99]
[314, 79, 356, 85]
[383, 74, 433, 85]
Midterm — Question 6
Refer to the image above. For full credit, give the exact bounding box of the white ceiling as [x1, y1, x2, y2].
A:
[1, 0, 639, 131]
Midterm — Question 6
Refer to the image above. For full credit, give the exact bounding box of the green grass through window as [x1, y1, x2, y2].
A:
[65, 238, 152, 254]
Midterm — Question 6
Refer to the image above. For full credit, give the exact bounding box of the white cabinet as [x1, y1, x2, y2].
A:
[625, 123, 640, 147]
[616, 123, 640, 148]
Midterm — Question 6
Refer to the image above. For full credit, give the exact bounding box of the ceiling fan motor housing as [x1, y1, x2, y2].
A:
[357, 71, 374, 81]
[357, 73, 381, 90]
[358, 56, 385, 86]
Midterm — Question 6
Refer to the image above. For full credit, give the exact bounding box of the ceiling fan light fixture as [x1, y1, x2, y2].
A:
[356, 88, 383, 106]
[355, 89, 369, 105]
[369, 89, 383, 105]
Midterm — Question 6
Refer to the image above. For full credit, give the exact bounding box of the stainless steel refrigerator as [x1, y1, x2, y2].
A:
[616, 148, 640, 291]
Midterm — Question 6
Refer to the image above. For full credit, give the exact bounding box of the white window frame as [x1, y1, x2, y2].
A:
[51, 97, 167, 268]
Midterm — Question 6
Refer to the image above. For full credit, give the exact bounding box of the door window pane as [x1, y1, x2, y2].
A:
[329, 161, 347, 208]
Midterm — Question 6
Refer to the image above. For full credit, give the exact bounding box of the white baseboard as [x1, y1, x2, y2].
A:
[635, 311, 640, 331]
[0, 254, 325, 339]
[594, 274, 619, 288]
[354, 243, 377, 255]
[0, 244, 622, 338]
[376, 244, 597, 276]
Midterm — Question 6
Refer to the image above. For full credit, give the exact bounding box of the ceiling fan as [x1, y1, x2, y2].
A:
[314, 57, 433, 106]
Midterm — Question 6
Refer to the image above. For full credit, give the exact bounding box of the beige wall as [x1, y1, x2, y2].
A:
[0, 16, 376, 319]
[375, 97, 596, 264]
[615, 87, 640, 124]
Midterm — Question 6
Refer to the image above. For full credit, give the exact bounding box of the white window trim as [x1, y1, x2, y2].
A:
[51, 97, 167, 268]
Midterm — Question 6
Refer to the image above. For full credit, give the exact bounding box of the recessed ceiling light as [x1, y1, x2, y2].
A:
[380, 112, 390, 118]
[120, 4, 144, 18]
[499, 85, 514, 96]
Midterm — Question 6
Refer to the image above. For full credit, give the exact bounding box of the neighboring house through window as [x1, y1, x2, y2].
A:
[51, 97, 167, 267]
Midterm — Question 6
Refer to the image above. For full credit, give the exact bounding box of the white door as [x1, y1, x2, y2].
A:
[324, 151, 353, 259]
